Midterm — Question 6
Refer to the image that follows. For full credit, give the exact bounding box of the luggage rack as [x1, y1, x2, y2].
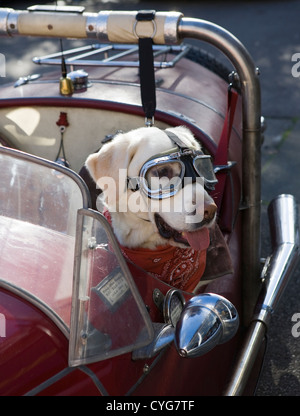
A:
[32, 43, 191, 70]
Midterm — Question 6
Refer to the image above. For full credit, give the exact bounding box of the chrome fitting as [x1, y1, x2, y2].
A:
[86, 11, 109, 41]
[0, 8, 13, 36]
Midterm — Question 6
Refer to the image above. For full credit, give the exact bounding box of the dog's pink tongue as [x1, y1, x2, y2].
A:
[182, 227, 210, 251]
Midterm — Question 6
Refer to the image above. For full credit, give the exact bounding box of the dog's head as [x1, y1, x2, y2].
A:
[85, 126, 217, 250]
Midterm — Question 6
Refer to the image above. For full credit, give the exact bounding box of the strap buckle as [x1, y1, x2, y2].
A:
[145, 116, 154, 127]
[134, 10, 157, 39]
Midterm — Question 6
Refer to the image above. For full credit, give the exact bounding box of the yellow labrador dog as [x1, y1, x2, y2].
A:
[85, 126, 218, 291]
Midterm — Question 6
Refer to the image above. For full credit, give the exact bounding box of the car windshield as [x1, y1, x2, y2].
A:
[0, 147, 153, 361]
[0, 147, 88, 332]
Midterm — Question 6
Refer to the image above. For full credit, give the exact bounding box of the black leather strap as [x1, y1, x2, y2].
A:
[136, 10, 156, 124]
[136, 10, 155, 21]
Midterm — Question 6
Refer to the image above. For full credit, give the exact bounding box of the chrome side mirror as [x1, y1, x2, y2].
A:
[174, 293, 239, 358]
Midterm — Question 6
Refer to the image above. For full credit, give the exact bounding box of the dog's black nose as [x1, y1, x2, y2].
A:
[204, 202, 217, 222]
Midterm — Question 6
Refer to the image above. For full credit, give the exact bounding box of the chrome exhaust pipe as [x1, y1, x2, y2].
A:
[224, 194, 299, 396]
[258, 194, 299, 324]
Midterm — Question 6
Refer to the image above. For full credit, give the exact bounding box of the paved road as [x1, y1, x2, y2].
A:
[1, 0, 300, 396]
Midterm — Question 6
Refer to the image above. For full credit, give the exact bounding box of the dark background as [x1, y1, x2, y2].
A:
[1, 0, 300, 395]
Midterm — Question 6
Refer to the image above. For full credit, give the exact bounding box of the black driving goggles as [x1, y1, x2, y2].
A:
[127, 130, 218, 200]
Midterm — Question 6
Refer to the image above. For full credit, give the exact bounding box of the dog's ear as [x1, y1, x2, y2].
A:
[85, 144, 113, 184]
[85, 133, 136, 183]
[85, 132, 139, 209]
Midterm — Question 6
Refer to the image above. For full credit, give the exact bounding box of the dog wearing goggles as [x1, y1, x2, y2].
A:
[85, 126, 220, 292]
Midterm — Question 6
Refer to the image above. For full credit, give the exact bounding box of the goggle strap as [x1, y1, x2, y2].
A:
[164, 130, 190, 150]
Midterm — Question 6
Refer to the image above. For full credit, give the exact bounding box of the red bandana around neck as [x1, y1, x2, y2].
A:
[103, 209, 208, 292]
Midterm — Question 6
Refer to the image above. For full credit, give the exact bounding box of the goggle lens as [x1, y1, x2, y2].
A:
[132, 149, 218, 199]
[145, 161, 182, 192]
[193, 156, 217, 188]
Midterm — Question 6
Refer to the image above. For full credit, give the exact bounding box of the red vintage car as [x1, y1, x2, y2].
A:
[0, 5, 298, 396]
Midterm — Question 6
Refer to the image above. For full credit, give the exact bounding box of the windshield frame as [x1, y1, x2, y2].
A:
[0, 146, 91, 338]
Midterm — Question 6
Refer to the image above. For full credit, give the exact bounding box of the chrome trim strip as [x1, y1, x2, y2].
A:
[24, 367, 76, 396]
[125, 351, 165, 396]
[78, 366, 109, 396]
[24, 365, 109, 396]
